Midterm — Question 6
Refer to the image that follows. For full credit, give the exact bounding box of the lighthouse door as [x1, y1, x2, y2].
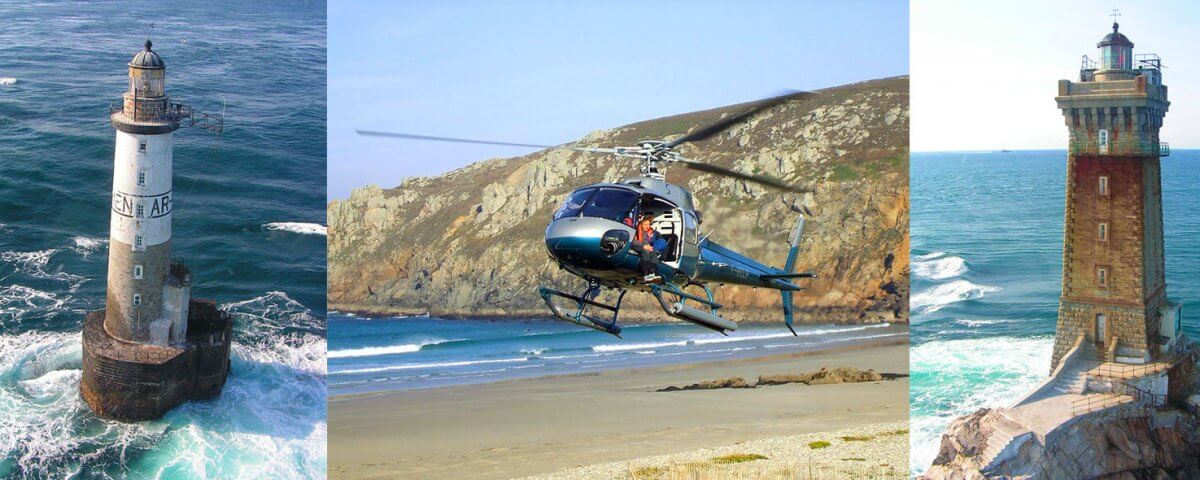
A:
[1095, 313, 1107, 347]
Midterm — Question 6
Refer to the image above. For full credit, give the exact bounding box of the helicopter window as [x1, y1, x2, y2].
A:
[553, 188, 596, 220]
[580, 188, 639, 223]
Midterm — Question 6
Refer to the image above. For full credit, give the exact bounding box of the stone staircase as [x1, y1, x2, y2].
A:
[980, 411, 1034, 472]
[1053, 343, 1099, 394]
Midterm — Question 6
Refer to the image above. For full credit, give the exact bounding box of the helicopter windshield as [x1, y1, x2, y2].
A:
[553, 187, 639, 223]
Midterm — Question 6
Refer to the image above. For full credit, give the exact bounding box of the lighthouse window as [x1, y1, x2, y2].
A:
[134, 235, 143, 251]
[133, 264, 143, 279]
[138, 171, 146, 186]
[133, 294, 141, 306]
[136, 204, 144, 218]
[1098, 223, 1108, 242]
[138, 141, 147, 153]
[1097, 267, 1109, 288]
[1098, 176, 1108, 196]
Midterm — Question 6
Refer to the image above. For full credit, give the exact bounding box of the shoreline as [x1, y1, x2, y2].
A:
[330, 341, 908, 479]
[331, 335, 909, 400]
[327, 304, 908, 325]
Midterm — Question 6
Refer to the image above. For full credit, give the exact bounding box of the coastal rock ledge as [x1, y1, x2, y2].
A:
[922, 407, 1200, 480]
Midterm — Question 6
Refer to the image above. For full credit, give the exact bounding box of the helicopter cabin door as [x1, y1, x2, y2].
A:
[679, 211, 699, 277]
[649, 209, 684, 270]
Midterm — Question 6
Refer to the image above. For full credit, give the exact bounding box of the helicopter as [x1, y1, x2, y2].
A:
[358, 91, 818, 338]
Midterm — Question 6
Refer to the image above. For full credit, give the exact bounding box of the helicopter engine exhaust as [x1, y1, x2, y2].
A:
[669, 302, 738, 333]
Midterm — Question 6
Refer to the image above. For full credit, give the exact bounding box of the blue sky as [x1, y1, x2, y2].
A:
[913, 0, 1200, 151]
[327, 1, 909, 199]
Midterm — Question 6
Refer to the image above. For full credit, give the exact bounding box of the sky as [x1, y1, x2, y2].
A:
[912, 0, 1200, 152]
[327, 1, 909, 199]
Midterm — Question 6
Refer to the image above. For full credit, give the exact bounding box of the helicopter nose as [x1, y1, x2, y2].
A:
[545, 218, 631, 266]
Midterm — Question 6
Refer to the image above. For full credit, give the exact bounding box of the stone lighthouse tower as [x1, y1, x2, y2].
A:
[81, 40, 232, 421]
[105, 39, 184, 345]
[1051, 22, 1180, 372]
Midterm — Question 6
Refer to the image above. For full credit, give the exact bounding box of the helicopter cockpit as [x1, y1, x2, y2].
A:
[552, 186, 685, 267]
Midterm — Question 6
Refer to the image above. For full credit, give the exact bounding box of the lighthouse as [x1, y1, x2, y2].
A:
[1051, 22, 1179, 372]
[105, 39, 187, 345]
[81, 40, 232, 421]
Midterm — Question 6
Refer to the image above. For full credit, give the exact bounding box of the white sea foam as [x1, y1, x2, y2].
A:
[223, 291, 324, 334]
[0, 249, 86, 289]
[591, 323, 893, 353]
[263, 222, 327, 236]
[1, 249, 55, 270]
[691, 323, 891, 345]
[592, 340, 689, 352]
[336, 357, 530, 375]
[0, 284, 71, 326]
[0, 332, 320, 477]
[328, 339, 463, 359]
[912, 254, 968, 280]
[910, 279, 1001, 315]
[68, 237, 106, 257]
[909, 336, 1052, 476]
[520, 348, 549, 356]
[955, 318, 1010, 328]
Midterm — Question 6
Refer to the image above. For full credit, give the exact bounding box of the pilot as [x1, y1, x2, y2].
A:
[632, 215, 668, 284]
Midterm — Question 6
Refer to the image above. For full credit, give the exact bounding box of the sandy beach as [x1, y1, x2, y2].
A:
[329, 338, 908, 479]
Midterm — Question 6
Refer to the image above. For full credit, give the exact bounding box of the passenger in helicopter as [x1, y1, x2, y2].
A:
[632, 214, 668, 284]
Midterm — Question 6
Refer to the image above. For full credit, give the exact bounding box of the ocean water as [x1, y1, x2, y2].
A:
[909, 151, 1200, 475]
[0, 1, 327, 477]
[329, 314, 907, 395]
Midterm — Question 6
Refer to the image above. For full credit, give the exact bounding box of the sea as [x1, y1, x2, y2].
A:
[909, 150, 1200, 476]
[0, 1, 327, 478]
[328, 314, 907, 395]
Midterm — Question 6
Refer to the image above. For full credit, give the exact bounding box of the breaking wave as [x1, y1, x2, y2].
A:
[911, 252, 968, 280]
[337, 357, 529, 375]
[0, 292, 326, 478]
[592, 324, 893, 352]
[68, 237, 106, 257]
[328, 338, 464, 359]
[910, 279, 1000, 314]
[0, 248, 86, 290]
[263, 222, 327, 236]
[910, 337, 1052, 476]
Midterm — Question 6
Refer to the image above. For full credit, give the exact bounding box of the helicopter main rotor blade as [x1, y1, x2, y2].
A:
[663, 91, 814, 149]
[676, 156, 812, 193]
[355, 130, 620, 155]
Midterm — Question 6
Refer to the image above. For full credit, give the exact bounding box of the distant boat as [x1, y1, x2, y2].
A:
[0, 77, 15, 85]
[998, 149, 1013, 153]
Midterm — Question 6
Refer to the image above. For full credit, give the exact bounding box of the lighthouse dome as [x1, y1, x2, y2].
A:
[1098, 23, 1133, 48]
[130, 39, 165, 69]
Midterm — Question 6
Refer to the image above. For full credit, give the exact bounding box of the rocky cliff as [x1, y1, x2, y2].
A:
[924, 407, 1200, 479]
[328, 76, 909, 323]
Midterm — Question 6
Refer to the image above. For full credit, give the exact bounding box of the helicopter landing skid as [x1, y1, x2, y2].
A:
[649, 283, 738, 335]
[538, 285, 626, 337]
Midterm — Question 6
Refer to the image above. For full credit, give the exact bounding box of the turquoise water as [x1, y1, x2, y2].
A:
[909, 150, 1200, 475]
[0, 1, 327, 477]
[329, 314, 907, 395]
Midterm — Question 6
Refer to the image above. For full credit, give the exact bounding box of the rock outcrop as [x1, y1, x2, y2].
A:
[328, 76, 909, 323]
[923, 407, 1200, 479]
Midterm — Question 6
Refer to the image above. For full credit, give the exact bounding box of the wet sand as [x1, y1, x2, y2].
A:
[329, 338, 909, 479]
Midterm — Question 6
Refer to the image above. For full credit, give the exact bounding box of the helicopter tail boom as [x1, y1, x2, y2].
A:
[780, 211, 808, 335]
